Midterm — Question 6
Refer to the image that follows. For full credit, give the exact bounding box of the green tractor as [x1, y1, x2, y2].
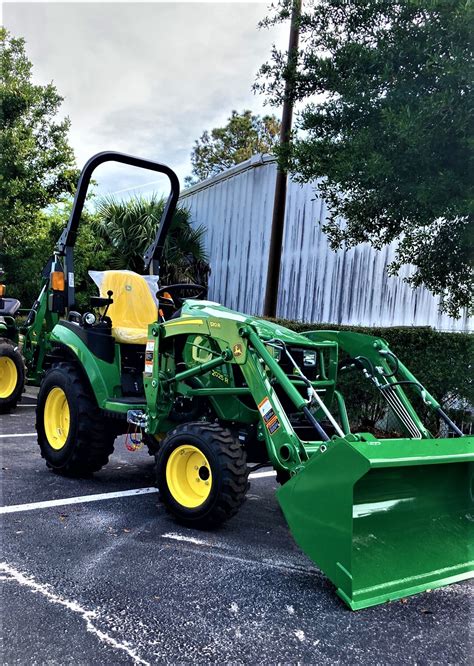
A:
[31, 152, 472, 610]
[0, 271, 26, 412]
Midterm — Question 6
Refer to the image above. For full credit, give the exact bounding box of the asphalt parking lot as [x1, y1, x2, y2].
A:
[1, 394, 472, 665]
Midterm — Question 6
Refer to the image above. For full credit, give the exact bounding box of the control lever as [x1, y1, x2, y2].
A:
[90, 290, 113, 322]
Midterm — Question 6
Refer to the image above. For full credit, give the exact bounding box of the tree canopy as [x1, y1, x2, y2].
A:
[257, 0, 473, 317]
[0, 28, 78, 243]
[1, 203, 115, 310]
[186, 110, 281, 185]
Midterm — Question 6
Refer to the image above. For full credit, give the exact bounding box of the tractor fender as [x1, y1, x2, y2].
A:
[49, 323, 121, 408]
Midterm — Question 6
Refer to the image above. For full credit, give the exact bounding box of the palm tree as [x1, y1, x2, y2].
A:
[94, 194, 210, 286]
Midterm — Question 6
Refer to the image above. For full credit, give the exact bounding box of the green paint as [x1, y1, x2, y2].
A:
[277, 436, 473, 609]
[49, 323, 122, 407]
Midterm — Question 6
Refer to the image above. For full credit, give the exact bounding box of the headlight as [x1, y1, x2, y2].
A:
[303, 350, 317, 367]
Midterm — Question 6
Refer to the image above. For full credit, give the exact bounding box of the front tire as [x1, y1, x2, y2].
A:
[36, 363, 115, 476]
[155, 421, 248, 527]
[0, 341, 25, 413]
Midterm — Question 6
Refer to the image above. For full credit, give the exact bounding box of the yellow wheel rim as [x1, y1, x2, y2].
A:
[0, 356, 18, 399]
[166, 444, 212, 508]
[44, 387, 70, 450]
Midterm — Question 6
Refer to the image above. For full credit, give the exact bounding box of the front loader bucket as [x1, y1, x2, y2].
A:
[277, 436, 474, 610]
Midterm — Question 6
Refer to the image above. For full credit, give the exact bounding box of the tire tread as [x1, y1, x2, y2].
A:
[155, 421, 248, 527]
[36, 362, 114, 476]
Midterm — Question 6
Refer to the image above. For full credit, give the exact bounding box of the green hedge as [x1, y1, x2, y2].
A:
[269, 319, 473, 435]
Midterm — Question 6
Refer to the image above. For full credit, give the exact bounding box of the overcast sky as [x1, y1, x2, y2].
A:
[4, 1, 287, 198]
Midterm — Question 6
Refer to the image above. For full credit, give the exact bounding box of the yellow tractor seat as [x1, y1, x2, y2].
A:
[98, 270, 157, 345]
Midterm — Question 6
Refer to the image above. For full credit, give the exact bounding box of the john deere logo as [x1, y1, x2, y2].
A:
[233, 344, 243, 358]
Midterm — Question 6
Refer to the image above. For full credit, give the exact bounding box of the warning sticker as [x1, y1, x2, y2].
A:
[258, 397, 275, 423]
[144, 340, 154, 375]
[266, 415, 281, 435]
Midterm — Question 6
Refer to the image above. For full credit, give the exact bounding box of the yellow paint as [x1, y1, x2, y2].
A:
[166, 444, 212, 508]
[191, 335, 213, 363]
[44, 387, 70, 450]
[0, 356, 18, 399]
[165, 319, 204, 327]
[99, 271, 157, 345]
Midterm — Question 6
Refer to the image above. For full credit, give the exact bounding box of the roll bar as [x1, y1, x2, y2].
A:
[56, 150, 180, 269]
[54, 151, 180, 307]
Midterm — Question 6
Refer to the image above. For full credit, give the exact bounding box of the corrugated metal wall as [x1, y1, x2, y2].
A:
[181, 155, 472, 331]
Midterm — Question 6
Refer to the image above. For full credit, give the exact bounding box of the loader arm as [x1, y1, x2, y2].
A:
[303, 329, 464, 438]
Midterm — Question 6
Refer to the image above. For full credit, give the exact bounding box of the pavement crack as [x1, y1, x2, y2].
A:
[0, 562, 150, 665]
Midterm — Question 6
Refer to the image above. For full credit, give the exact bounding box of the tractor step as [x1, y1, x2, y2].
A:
[103, 397, 146, 415]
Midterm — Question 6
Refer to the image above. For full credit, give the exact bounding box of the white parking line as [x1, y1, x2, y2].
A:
[249, 470, 277, 479]
[0, 432, 36, 438]
[0, 487, 159, 514]
[1, 563, 149, 665]
[162, 533, 208, 546]
[0, 470, 276, 514]
[159, 536, 318, 578]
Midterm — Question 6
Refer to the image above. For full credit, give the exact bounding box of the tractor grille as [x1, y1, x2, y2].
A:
[276, 347, 320, 382]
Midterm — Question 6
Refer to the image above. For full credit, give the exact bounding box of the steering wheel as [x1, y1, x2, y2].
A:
[156, 283, 207, 309]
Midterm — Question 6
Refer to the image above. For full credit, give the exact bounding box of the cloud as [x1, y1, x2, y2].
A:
[4, 2, 287, 196]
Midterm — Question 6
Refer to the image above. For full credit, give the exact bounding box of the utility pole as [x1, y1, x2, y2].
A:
[263, 0, 301, 318]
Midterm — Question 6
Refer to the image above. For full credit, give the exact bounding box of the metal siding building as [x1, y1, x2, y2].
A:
[181, 155, 472, 331]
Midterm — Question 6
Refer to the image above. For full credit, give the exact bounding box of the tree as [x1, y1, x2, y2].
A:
[186, 110, 281, 184]
[94, 195, 210, 286]
[257, 1, 473, 317]
[0, 28, 78, 243]
[1, 203, 114, 310]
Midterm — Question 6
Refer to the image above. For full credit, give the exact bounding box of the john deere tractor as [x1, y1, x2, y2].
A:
[31, 152, 473, 610]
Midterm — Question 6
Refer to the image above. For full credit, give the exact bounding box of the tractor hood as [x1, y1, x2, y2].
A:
[182, 300, 314, 346]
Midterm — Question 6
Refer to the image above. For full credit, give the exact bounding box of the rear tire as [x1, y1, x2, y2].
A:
[155, 421, 248, 527]
[0, 340, 25, 414]
[36, 363, 115, 476]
